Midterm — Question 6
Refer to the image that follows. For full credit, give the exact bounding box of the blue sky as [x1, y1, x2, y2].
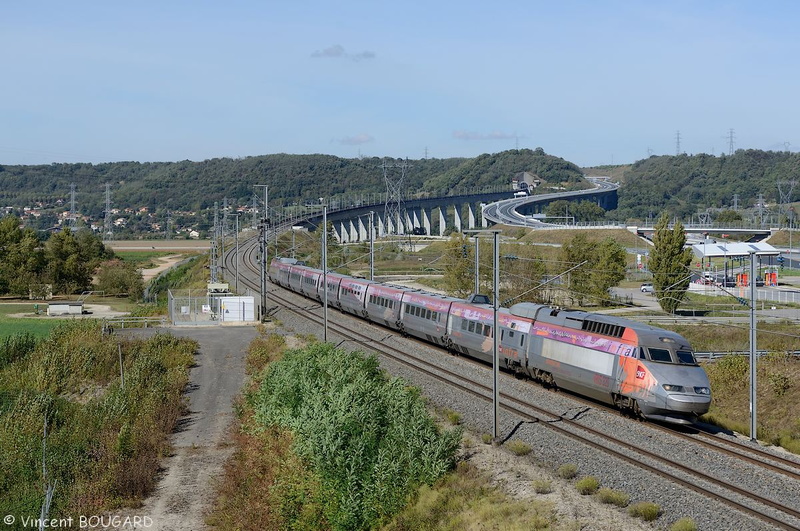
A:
[2, 1, 799, 167]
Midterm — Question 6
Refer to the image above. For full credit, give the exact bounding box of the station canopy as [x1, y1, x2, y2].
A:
[691, 241, 780, 259]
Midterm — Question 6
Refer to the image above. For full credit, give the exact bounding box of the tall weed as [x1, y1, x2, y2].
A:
[252, 343, 462, 530]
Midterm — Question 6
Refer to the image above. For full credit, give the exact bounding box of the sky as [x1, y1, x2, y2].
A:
[2, 1, 799, 167]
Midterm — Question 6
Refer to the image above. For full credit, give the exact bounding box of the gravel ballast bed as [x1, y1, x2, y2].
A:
[274, 296, 794, 530]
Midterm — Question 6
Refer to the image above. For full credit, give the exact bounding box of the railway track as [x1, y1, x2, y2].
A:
[224, 235, 800, 530]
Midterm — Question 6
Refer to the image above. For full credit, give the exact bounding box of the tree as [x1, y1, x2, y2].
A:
[715, 209, 742, 223]
[560, 233, 626, 306]
[95, 259, 144, 299]
[649, 214, 693, 313]
[441, 234, 474, 298]
[0, 215, 45, 296]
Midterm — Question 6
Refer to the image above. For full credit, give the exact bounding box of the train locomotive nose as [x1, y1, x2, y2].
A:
[665, 392, 711, 415]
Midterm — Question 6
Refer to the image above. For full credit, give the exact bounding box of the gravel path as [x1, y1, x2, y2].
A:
[101, 326, 258, 531]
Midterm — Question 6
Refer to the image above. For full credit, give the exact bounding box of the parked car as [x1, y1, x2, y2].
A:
[640, 283, 654, 293]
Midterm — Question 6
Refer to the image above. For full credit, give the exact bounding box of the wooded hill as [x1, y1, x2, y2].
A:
[2, 148, 798, 226]
[0, 149, 584, 220]
[613, 150, 800, 221]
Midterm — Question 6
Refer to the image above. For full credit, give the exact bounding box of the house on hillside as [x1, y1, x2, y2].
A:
[512, 171, 542, 191]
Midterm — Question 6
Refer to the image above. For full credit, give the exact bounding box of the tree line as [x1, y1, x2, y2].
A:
[0, 216, 143, 299]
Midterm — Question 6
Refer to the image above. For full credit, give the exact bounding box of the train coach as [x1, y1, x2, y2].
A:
[268, 258, 711, 425]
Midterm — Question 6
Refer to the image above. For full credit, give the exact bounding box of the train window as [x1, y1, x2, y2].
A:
[390, 301, 395, 309]
[648, 348, 672, 363]
[520, 334, 524, 347]
[638, 348, 646, 359]
[432, 311, 438, 322]
[509, 330, 515, 338]
[500, 330, 505, 341]
[426, 309, 431, 320]
[461, 319, 468, 331]
[484, 325, 492, 337]
[468, 321, 476, 333]
[677, 350, 697, 365]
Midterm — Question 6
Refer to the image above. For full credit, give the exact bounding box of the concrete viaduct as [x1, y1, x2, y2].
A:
[295, 182, 619, 242]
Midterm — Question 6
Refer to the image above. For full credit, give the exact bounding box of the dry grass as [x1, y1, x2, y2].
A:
[383, 461, 557, 531]
[700, 352, 800, 450]
[628, 501, 661, 522]
[575, 476, 600, 495]
[520, 228, 646, 247]
[506, 439, 532, 456]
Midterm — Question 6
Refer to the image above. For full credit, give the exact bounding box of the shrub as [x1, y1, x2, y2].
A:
[532, 479, 552, 494]
[768, 372, 792, 397]
[628, 501, 661, 521]
[481, 433, 493, 445]
[670, 517, 698, 531]
[575, 476, 600, 495]
[557, 463, 577, 479]
[506, 439, 532, 456]
[595, 487, 629, 507]
[251, 343, 462, 530]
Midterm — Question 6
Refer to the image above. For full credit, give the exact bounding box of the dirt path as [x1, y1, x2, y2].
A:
[140, 255, 185, 282]
[106, 326, 258, 530]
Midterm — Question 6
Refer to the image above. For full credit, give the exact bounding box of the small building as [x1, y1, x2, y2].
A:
[47, 301, 84, 316]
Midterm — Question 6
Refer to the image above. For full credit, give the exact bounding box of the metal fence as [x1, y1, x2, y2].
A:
[168, 289, 219, 326]
[167, 289, 257, 325]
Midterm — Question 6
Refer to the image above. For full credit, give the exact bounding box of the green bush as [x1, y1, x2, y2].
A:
[575, 476, 600, 495]
[595, 487, 629, 507]
[670, 517, 698, 531]
[481, 433, 493, 445]
[628, 501, 661, 521]
[506, 439, 532, 456]
[557, 463, 578, 479]
[252, 343, 462, 530]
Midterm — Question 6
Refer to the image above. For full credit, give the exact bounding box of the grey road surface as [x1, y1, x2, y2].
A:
[111, 325, 258, 531]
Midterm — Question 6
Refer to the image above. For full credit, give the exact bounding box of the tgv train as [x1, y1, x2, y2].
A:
[269, 258, 712, 425]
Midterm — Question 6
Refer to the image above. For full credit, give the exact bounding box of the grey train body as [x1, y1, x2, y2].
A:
[269, 258, 711, 424]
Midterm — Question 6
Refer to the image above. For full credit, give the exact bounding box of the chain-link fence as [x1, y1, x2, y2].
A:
[168, 289, 257, 325]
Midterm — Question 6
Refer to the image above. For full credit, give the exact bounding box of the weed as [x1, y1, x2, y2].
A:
[557, 463, 578, 479]
[384, 461, 558, 530]
[532, 479, 552, 494]
[595, 487, 629, 507]
[768, 372, 792, 397]
[481, 433, 493, 445]
[628, 501, 661, 521]
[443, 408, 461, 425]
[575, 476, 599, 495]
[670, 517, 698, 531]
[506, 439, 532, 456]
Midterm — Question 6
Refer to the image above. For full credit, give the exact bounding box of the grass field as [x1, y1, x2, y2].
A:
[0, 303, 64, 338]
[114, 249, 183, 269]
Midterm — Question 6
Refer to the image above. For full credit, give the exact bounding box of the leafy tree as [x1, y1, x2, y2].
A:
[500, 245, 548, 304]
[560, 233, 626, 306]
[441, 234, 474, 298]
[0, 215, 45, 296]
[44, 230, 87, 294]
[95, 259, 144, 299]
[715, 209, 743, 223]
[544, 200, 606, 222]
[649, 214, 693, 313]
